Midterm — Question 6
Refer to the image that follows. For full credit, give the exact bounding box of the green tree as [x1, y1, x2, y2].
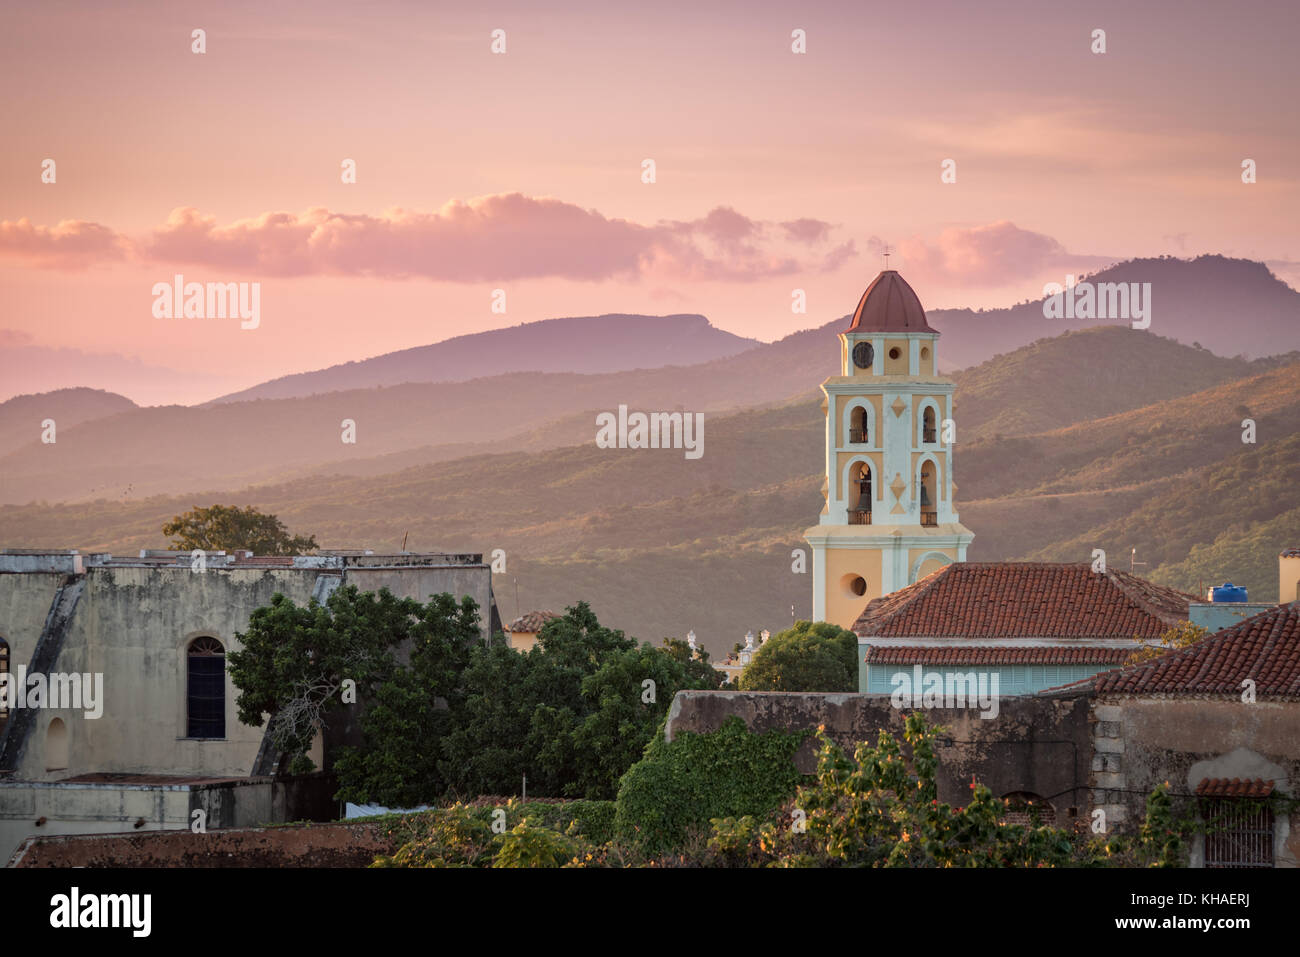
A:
[333, 592, 482, 806]
[736, 620, 857, 692]
[439, 603, 724, 800]
[569, 637, 724, 799]
[437, 642, 535, 797]
[227, 585, 478, 778]
[162, 504, 318, 555]
[440, 602, 637, 797]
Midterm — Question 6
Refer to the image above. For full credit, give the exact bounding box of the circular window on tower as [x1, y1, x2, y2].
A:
[888, 347, 901, 360]
[840, 573, 868, 599]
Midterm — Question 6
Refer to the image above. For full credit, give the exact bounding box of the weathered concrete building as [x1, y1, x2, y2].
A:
[0, 548, 499, 861]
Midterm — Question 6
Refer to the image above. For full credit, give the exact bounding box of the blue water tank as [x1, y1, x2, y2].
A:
[1210, 582, 1248, 603]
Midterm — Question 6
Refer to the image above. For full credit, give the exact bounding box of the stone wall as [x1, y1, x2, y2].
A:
[0, 772, 338, 863]
[665, 690, 1093, 823]
[664, 689, 1300, 866]
[9, 821, 394, 868]
[1092, 695, 1300, 867]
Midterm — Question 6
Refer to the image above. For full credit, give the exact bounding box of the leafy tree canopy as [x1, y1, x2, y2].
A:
[227, 585, 479, 777]
[162, 503, 318, 555]
[232, 593, 723, 803]
[440, 603, 724, 801]
[736, 619, 857, 692]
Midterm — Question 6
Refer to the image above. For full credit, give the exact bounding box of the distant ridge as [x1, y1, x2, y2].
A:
[0, 388, 136, 458]
[927, 255, 1300, 368]
[206, 313, 760, 404]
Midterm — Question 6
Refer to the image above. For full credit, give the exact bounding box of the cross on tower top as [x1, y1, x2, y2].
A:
[882, 244, 892, 269]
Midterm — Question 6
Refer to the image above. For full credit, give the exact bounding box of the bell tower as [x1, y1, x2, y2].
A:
[803, 269, 974, 629]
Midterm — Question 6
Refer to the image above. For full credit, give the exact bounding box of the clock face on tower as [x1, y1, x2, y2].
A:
[852, 341, 874, 369]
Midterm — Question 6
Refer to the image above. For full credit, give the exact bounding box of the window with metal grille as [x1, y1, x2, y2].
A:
[1201, 798, 1273, 868]
[187, 635, 226, 739]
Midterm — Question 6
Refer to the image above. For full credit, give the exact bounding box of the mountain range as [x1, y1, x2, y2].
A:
[2, 325, 1295, 655]
[1, 253, 1296, 653]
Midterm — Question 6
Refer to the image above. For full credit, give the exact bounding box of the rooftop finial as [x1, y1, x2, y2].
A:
[882, 244, 892, 269]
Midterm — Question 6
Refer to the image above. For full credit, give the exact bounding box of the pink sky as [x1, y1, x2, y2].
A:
[2, 0, 1297, 404]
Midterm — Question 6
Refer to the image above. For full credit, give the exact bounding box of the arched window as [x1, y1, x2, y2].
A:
[187, 636, 226, 739]
[849, 462, 872, 525]
[919, 462, 937, 525]
[46, 717, 68, 771]
[0, 638, 9, 729]
[922, 406, 937, 444]
[849, 406, 869, 444]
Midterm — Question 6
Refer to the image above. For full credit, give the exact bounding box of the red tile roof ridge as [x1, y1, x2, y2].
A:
[853, 562, 1193, 640]
[854, 561, 954, 632]
[1195, 777, 1275, 798]
[1103, 567, 1197, 626]
[1086, 601, 1300, 698]
[866, 644, 1132, 665]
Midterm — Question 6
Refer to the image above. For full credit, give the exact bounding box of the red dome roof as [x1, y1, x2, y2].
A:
[846, 270, 933, 333]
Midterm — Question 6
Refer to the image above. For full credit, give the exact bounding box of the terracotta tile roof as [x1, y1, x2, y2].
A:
[507, 610, 560, 634]
[1092, 602, 1300, 698]
[865, 645, 1132, 666]
[845, 270, 934, 334]
[1195, 778, 1275, 799]
[852, 563, 1192, 640]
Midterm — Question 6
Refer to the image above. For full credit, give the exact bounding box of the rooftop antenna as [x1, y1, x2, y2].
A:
[401, 530, 409, 551]
[514, 576, 520, 621]
[1129, 547, 1147, 575]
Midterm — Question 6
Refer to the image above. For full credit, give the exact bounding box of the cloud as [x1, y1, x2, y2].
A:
[0, 218, 130, 269]
[820, 240, 858, 273]
[0, 196, 847, 284]
[898, 221, 1108, 287]
[782, 218, 833, 244]
[0, 328, 34, 347]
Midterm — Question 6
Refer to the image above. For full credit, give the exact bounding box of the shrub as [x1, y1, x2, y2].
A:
[540, 799, 617, 845]
[368, 799, 615, 867]
[613, 716, 808, 856]
[493, 821, 585, 868]
[705, 714, 1119, 868]
[371, 804, 495, 868]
